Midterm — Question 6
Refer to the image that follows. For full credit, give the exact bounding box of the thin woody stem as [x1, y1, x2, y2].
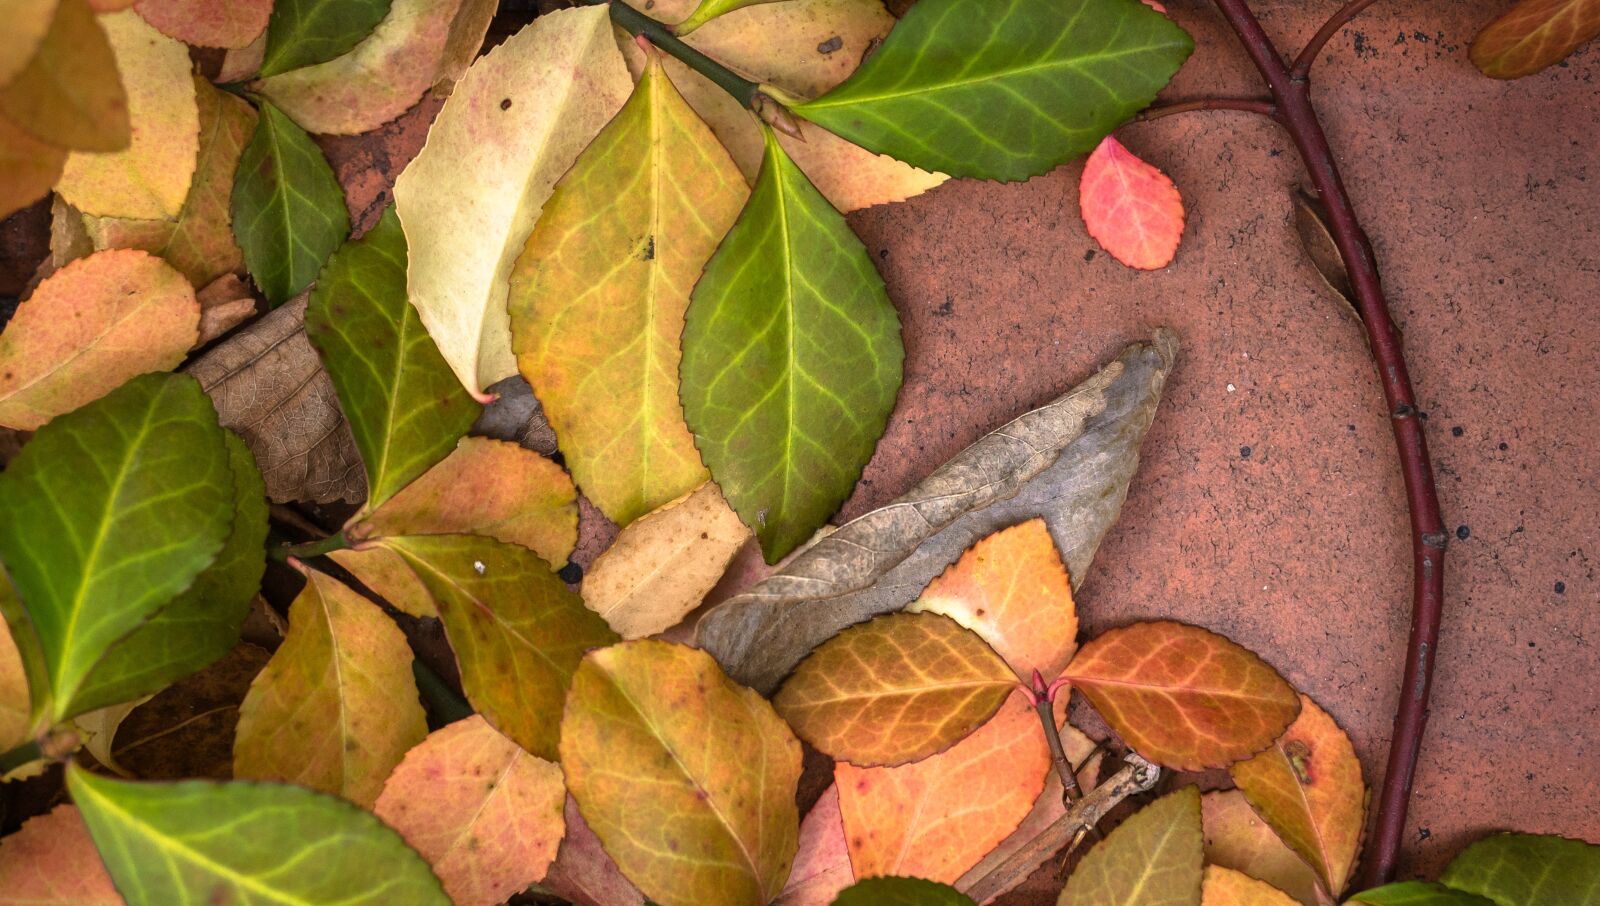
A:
[584, 0, 762, 108]
[1135, 96, 1277, 122]
[1030, 671, 1083, 802]
[1291, 0, 1383, 80]
[270, 531, 349, 562]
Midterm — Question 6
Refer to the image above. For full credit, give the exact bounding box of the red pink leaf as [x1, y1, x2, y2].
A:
[0, 805, 122, 905]
[775, 784, 854, 906]
[1079, 135, 1184, 270]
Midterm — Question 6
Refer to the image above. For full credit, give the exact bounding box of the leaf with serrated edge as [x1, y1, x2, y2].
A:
[133, 0, 271, 47]
[793, 0, 1193, 182]
[258, 0, 394, 77]
[836, 689, 1047, 884]
[0, 249, 198, 431]
[1346, 881, 1499, 906]
[384, 533, 617, 760]
[775, 612, 1014, 766]
[1080, 136, 1185, 270]
[1471, 0, 1600, 79]
[1064, 621, 1300, 770]
[0, 115, 66, 220]
[1201, 790, 1322, 906]
[395, 5, 632, 398]
[1230, 694, 1365, 897]
[234, 564, 427, 807]
[1441, 833, 1600, 906]
[0, 804, 122, 905]
[510, 53, 740, 525]
[835, 877, 976, 906]
[543, 795, 647, 906]
[581, 481, 750, 639]
[0, 374, 231, 721]
[67, 764, 449, 905]
[0, 0, 130, 152]
[909, 517, 1078, 681]
[775, 784, 852, 906]
[232, 100, 350, 306]
[1059, 786, 1203, 906]
[1202, 866, 1298, 906]
[562, 641, 801, 906]
[682, 126, 903, 562]
[375, 715, 566, 906]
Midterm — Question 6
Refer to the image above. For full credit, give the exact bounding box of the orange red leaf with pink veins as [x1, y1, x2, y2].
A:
[1064, 621, 1300, 771]
[1229, 695, 1365, 898]
[0, 805, 122, 905]
[543, 796, 647, 906]
[0, 114, 64, 221]
[835, 689, 1049, 884]
[1471, 0, 1600, 78]
[1058, 785, 1204, 906]
[775, 784, 853, 906]
[374, 715, 566, 906]
[1079, 136, 1185, 270]
[0, 0, 130, 152]
[0, 249, 198, 430]
[774, 611, 1017, 767]
[233, 566, 428, 808]
[561, 640, 802, 906]
[1201, 866, 1299, 906]
[909, 518, 1079, 681]
[133, 0, 270, 47]
[1200, 790, 1322, 906]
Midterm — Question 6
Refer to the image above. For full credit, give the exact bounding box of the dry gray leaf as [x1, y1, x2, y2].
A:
[184, 296, 365, 504]
[471, 374, 558, 456]
[696, 329, 1179, 694]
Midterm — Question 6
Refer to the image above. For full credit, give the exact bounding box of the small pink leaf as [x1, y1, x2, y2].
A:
[1079, 135, 1185, 270]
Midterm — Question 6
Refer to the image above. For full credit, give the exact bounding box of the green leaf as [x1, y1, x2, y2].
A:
[307, 208, 480, 513]
[792, 0, 1194, 181]
[68, 432, 268, 715]
[1440, 834, 1600, 906]
[258, 0, 395, 78]
[66, 763, 449, 905]
[1347, 881, 1499, 906]
[832, 877, 977, 906]
[231, 99, 350, 306]
[681, 127, 903, 563]
[0, 374, 233, 722]
[675, 0, 781, 35]
[1058, 785, 1203, 906]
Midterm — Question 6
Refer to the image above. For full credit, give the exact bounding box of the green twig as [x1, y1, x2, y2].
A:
[586, 0, 762, 109]
[270, 531, 350, 562]
[0, 739, 43, 774]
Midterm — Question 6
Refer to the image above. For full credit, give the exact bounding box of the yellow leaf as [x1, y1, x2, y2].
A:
[0, 0, 129, 152]
[1200, 790, 1323, 906]
[0, 0, 59, 89]
[1058, 786, 1204, 906]
[1201, 866, 1299, 906]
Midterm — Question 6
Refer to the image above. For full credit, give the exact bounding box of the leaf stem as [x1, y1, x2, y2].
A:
[1134, 96, 1277, 122]
[270, 531, 350, 562]
[1291, 0, 1383, 80]
[0, 739, 43, 774]
[1030, 670, 1082, 802]
[587, 0, 762, 109]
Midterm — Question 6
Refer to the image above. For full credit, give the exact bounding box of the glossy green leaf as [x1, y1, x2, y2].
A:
[832, 877, 976, 906]
[67, 763, 449, 905]
[307, 208, 480, 513]
[681, 127, 902, 563]
[1347, 881, 1498, 906]
[68, 432, 268, 715]
[231, 99, 350, 306]
[259, 0, 395, 78]
[1440, 834, 1600, 906]
[792, 0, 1194, 181]
[0, 374, 232, 722]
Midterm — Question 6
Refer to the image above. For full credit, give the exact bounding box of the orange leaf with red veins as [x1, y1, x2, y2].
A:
[375, 715, 566, 906]
[133, 0, 269, 47]
[1059, 786, 1204, 906]
[1202, 866, 1299, 906]
[774, 612, 1017, 767]
[835, 689, 1049, 884]
[1201, 790, 1322, 906]
[0, 805, 122, 905]
[543, 796, 646, 906]
[1230, 695, 1365, 897]
[1064, 621, 1300, 771]
[1079, 135, 1185, 270]
[909, 518, 1078, 681]
[776, 784, 853, 906]
[1471, 0, 1600, 78]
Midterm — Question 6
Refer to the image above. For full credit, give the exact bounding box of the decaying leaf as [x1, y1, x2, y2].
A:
[1201, 790, 1323, 906]
[194, 273, 257, 345]
[698, 330, 1178, 694]
[0, 0, 130, 152]
[1290, 188, 1361, 323]
[1470, 0, 1600, 79]
[0, 805, 123, 905]
[581, 481, 751, 639]
[0, 0, 60, 90]
[774, 784, 853, 906]
[1202, 866, 1300, 906]
[1058, 786, 1204, 906]
[1079, 135, 1185, 270]
[471, 375, 559, 456]
[108, 643, 270, 780]
[133, 0, 271, 48]
[0, 114, 66, 221]
[542, 796, 647, 906]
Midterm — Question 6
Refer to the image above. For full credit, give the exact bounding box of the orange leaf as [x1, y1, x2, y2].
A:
[1202, 866, 1299, 906]
[1230, 694, 1365, 897]
[329, 545, 437, 619]
[774, 612, 1016, 767]
[1058, 785, 1204, 906]
[543, 795, 646, 906]
[375, 715, 566, 906]
[775, 784, 853, 906]
[0, 0, 130, 152]
[835, 689, 1049, 884]
[1201, 790, 1322, 906]
[1079, 135, 1184, 270]
[1065, 620, 1300, 770]
[0, 114, 65, 220]
[1471, 0, 1600, 79]
[909, 518, 1078, 681]
[0, 805, 122, 905]
[133, 0, 269, 48]
[0, 0, 58, 90]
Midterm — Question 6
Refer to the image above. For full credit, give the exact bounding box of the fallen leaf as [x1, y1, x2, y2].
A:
[1079, 135, 1185, 270]
[194, 272, 257, 345]
[1064, 620, 1301, 771]
[0, 0, 59, 89]
[330, 544, 437, 618]
[0, 249, 197, 430]
[0, 805, 123, 905]
[0, 114, 66, 220]
[1290, 188, 1358, 318]
[56, 11, 197, 221]
[219, 29, 267, 81]
[834, 877, 976, 906]
[1345, 881, 1498, 905]
[471, 374, 559, 455]
[674, 0, 778, 34]
[698, 331, 1178, 694]
[434, 0, 497, 85]
[1230, 695, 1365, 897]
[48, 195, 95, 272]
[1059, 786, 1204, 906]
[258, 0, 394, 78]
[133, 0, 270, 47]
[234, 564, 428, 807]
[776, 612, 1016, 766]
[1203, 866, 1300, 906]
[1440, 833, 1600, 906]
[581, 481, 750, 639]
[543, 795, 648, 906]
[909, 517, 1079, 681]
[0, 604, 31, 752]
[395, 5, 632, 398]
[375, 715, 566, 906]
[1201, 790, 1323, 906]
[75, 697, 147, 776]
[1470, 0, 1600, 79]
[561, 640, 802, 906]
[775, 784, 853, 906]
[509, 53, 740, 525]
[108, 643, 270, 780]
[87, 0, 136, 9]
[0, 0, 130, 152]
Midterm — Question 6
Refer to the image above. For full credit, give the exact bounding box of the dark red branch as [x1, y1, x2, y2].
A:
[1209, 0, 1447, 887]
[1291, 0, 1383, 80]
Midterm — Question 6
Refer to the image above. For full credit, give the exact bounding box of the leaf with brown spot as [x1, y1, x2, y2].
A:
[1059, 786, 1204, 906]
[909, 517, 1079, 681]
[561, 640, 802, 906]
[1201, 790, 1322, 906]
[0, 805, 123, 905]
[233, 565, 427, 807]
[133, 0, 270, 47]
[1202, 866, 1300, 906]
[543, 795, 647, 906]
[1471, 0, 1600, 78]
[109, 643, 270, 780]
[375, 715, 566, 906]
[1230, 694, 1365, 898]
[0, 0, 129, 152]
[775, 612, 1016, 766]
[775, 783, 853, 906]
[1064, 621, 1301, 771]
[0, 114, 66, 220]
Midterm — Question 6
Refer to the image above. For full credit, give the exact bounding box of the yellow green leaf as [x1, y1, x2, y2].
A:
[1058, 786, 1204, 906]
[1202, 866, 1299, 906]
[1200, 790, 1322, 906]
[0, 0, 130, 152]
[329, 544, 437, 618]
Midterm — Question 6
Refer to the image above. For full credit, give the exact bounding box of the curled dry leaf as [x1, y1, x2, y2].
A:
[1058, 785, 1204, 906]
[1079, 135, 1185, 270]
[374, 715, 566, 906]
[1203, 866, 1300, 906]
[1470, 0, 1600, 79]
[133, 0, 271, 48]
[581, 481, 751, 639]
[0, 249, 198, 431]
[194, 273, 257, 346]
[774, 784, 853, 906]
[0, 805, 122, 905]
[471, 375, 559, 455]
[698, 330, 1178, 694]
[0, 114, 66, 220]
[1201, 790, 1323, 906]
[0, 0, 130, 152]
[542, 796, 647, 906]
[1290, 188, 1358, 318]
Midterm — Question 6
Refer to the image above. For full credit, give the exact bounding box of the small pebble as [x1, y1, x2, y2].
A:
[1240, 445, 1253, 459]
[473, 560, 486, 575]
[1452, 426, 1465, 437]
[1555, 581, 1566, 594]
[1456, 525, 1470, 541]
[1226, 383, 1236, 393]
[558, 562, 584, 584]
